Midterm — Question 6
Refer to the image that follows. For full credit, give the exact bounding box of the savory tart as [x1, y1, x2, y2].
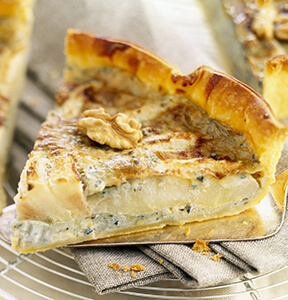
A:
[202, 0, 288, 119]
[0, 0, 34, 212]
[11, 29, 288, 253]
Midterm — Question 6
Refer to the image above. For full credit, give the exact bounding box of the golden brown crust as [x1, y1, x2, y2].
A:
[270, 169, 288, 212]
[65, 29, 181, 94]
[263, 54, 288, 119]
[66, 29, 288, 180]
[265, 54, 288, 72]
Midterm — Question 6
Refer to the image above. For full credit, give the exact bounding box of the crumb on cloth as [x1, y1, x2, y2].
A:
[192, 239, 211, 252]
[109, 263, 146, 277]
[123, 264, 130, 272]
[130, 264, 146, 271]
[192, 239, 223, 261]
[210, 253, 223, 261]
[108, 263, 119, 270]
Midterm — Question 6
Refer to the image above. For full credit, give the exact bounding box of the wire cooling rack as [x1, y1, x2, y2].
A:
[1, 230, 288, 300]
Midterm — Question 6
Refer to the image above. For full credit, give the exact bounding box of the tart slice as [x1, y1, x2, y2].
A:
[11, 29, 288, 253]
[0, 0, 34, 212]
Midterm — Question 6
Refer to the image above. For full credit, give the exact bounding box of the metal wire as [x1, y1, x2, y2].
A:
[0, 235, 280, 299]
[2, 232, 288, 300]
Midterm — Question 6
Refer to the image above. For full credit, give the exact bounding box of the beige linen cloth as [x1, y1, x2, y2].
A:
[30, 0, 288, 294]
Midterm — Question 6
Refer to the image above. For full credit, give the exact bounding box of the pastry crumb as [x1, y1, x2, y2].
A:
[130, 264, 146, 271]
[109, 263, 119, 270]
[131, 271, 136, 278]
[243, 221, 248, 225]
[159, 259, 164, 264]
[185, 226, 191, 235]
[123, 264, 130, 272]
[210, 254, 223, 261]
[202, 251, 209, 256]
[109, 262, 145, 274]
[192, 239, 211, 252]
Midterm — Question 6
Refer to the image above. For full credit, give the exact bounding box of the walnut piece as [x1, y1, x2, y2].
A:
[77, 108, 143, 149]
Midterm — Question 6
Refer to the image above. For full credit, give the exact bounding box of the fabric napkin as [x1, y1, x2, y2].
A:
[29, 0, 288, 295]
[72, 140, 288, 294]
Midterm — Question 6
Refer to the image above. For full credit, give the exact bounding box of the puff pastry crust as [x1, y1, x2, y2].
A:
[263, 54, 288, 120]
[0, 0, 34, 212]
[11, 29, 288, 253]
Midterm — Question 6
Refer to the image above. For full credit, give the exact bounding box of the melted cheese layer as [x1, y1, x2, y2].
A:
[88, 174, 260, 215]
[12, 172, 259, 253]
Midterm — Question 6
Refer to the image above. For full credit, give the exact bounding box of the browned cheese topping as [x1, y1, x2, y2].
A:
[33, 81, 258, 196]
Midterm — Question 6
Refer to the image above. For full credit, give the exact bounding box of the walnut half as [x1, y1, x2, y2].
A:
[77, 108, 143, 149]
